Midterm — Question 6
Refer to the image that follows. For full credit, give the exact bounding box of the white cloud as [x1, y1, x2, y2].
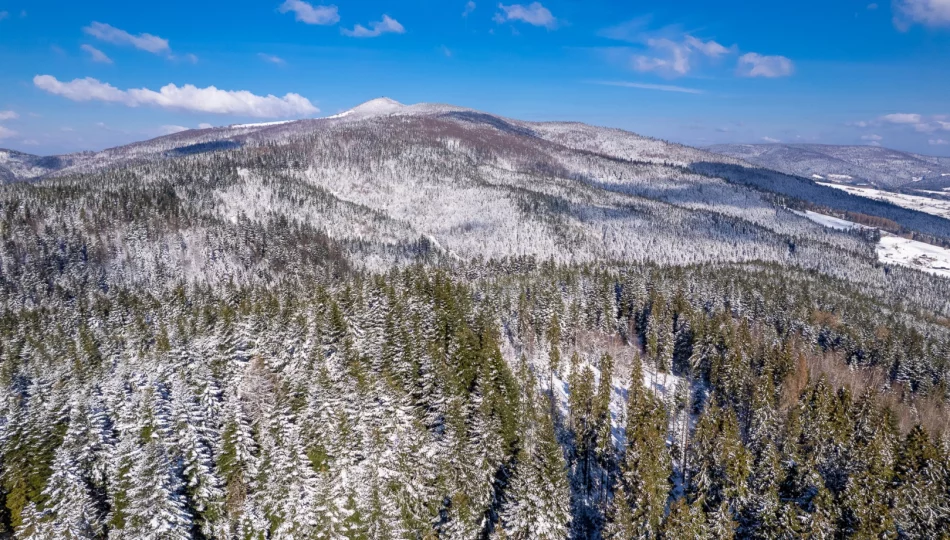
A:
[278, 1, 340, 25]
[258, 53, 286, 65]
[882, 113, 923, 124]
[0, 126, 16, 139]
[684, 36, 732, 58]
[930, 139, 950, 145]
[627, 34, 734, 77]
[463, 1, 476, 16]
[183, 53, 199, 64]
[341, 15, 405, 37]
[591, 80, 704, 94]
[198, 123, 214, 129]
[83, 22, 170, 54]
[34, 75, 319, 118]
[737, 53, 794, 77]
[762, 136, 781, 143]
[0, 111, 17, 121]
[633, 38, 691, 76]
[81, 44, 113, 64]
[895, 0, 950, 28]
[861, 134, 883, 141]
[20, 139, 39, 146]
[160, 125, 190, 135]
[495, 3, 557, 29]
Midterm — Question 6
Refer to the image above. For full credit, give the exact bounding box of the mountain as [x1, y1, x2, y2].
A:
[0, 148, 79, 182]
[0, 99, 948, 538]
[706, 142, 950, 189]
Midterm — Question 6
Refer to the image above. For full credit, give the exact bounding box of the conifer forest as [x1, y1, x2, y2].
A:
[0, 104, 949, 539]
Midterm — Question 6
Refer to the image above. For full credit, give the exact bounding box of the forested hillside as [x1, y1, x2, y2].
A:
[0, 102, 948, 539]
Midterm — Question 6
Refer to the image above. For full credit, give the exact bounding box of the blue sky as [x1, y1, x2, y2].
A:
[0, 0, 949, 156]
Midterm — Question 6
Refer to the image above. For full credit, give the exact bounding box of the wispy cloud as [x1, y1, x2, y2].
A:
[590, 80, 704, 94]
[894, 0, 950, 29]
[634, 36, 735, 77]
[762, 136, 781, 143]
[34, 75, 319, 118]
[81, 44, 113, 64]
[0, 11, 8, 21]
[198, 123, 214, 129]
[494, 3, 557, 29]
[853, 113, 949, 135]
[882, 113, 923, 124]
[278, 0, 340, 25]
[0, 126, 16, 139]
[463, 1, 476, 17]
[930, 139, 949, 146]
[737, 53, 794, 78]
[0, 111, 17, 121]
[600, 19, 740, 78]
[341, 15, 405, 37]
[258, 53, 286, 65]
[684, 35, 731, 58]
[83, 22, 170, 54]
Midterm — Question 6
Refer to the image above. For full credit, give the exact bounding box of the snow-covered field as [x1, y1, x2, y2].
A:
[792, 210, 869, 231]
[797, 209, 950, 277]
[819, 182, 950, 219]
[878, 234, 950, 278]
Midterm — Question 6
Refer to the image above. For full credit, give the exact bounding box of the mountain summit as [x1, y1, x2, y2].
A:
[328, 97, 406, 119]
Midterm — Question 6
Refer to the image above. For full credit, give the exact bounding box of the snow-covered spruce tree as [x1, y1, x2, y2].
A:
[604, 357, 671, 539]
[494, 359, 571, 539]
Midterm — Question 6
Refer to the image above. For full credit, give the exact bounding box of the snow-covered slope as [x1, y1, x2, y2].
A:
[819, 182, 950, 220]
[0, 149, 81, 182]
[707, 143, 950, 189]
[327, 97, 407, 119]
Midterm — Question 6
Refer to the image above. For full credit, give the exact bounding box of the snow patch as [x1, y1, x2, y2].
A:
[878, 234, 950, 278]
[819, 182, 950, 220]
[229, 120, 295, 129]
[791, 210, 869, 231]
[328, 97, 405, 120]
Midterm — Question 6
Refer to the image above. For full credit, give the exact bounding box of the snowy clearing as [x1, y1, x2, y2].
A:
[794, 210, 950, 278]
[792, 210, 870, 231]
[819, 182, 950, 220]
[878, 234, 950, 278]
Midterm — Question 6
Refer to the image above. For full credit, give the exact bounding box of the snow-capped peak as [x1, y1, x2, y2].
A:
[328, 97, 406, 119]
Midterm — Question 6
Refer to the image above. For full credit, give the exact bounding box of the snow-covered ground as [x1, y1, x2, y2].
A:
[819, 182, 950, 219]
[229, 120, 295, 129]
[878, 234, 950, 278]
[792, 210, 870, 231]
[795, 209, 950, 277]
[327, 97, 406, 119]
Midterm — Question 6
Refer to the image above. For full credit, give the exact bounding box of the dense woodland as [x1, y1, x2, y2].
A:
[0, 109, 949, 539]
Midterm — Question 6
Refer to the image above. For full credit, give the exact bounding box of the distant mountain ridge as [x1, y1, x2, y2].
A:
[3, 99, 950, 247]
[706, 143, 950, 189]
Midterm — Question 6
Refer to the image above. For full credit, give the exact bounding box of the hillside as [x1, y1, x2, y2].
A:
[0, 100, 948, 539]
[707, 142, 950, 189]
